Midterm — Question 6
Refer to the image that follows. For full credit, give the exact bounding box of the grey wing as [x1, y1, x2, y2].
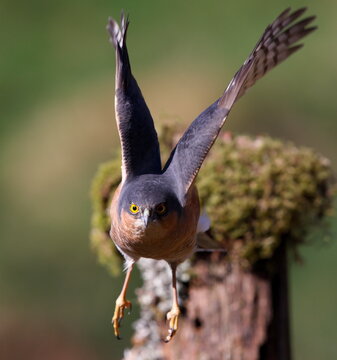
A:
[163, 7, 316, 198]
[107, 13, 161, 180]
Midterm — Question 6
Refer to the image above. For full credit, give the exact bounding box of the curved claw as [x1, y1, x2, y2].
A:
[163, 306, 180, 343]
[112, 297, 132, 339]
[164, 328, 176, 343]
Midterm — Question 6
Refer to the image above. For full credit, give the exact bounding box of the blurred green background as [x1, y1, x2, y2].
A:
[0, 0, 336, 359]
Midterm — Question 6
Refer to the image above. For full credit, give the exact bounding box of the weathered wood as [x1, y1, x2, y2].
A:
[162, 246, 291, 360]
[260, 242, 291, 360]
[161, 253, 272, 360]
[124, 246, 291, 360]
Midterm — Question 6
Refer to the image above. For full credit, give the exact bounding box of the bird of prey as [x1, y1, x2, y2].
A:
[106, 7, 316, 342]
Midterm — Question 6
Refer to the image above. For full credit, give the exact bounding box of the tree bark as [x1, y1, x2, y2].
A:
[161, 245, 291, 360]
[259, 241, 291, 360]
[125, 244, 291, 360]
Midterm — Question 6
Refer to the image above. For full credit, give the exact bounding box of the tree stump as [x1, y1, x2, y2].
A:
[125, 242, 291, 360]
[90, 131, 334, 360]
[161, 255, 273, 360]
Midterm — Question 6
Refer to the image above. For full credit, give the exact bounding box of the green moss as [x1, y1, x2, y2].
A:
[90, 128, 335, 274]
[197, 133, 335, 265]
[90, 159, 122, 276]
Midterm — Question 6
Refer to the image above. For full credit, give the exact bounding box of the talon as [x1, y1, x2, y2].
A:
[164, 328, 176, 343]
[164, 306, 180, 343]
[112, 297, 132, 339]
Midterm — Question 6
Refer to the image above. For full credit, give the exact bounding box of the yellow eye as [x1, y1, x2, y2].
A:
[155, 203, 167, 215]
[129, 203, 139, 214]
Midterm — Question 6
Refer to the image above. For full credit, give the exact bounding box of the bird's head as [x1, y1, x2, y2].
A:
[118, 175, 182, 232]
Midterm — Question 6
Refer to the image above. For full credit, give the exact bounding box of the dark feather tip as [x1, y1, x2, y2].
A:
[278, 7, 291, 19]
[289, 7, 307, 19]
[295, 15, 317, 29]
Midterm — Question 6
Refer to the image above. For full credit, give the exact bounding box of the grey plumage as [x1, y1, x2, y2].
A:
[107, 15, 162, 180]
[108, 7, 316, 195]
[107, 8, 316, 342]
[163, 7, 316, 194]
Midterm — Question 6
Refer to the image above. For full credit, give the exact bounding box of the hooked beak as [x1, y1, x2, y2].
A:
[141, 208, 150, 227]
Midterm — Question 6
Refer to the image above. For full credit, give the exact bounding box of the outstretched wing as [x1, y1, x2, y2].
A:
[163, 7, 316, 198]
[107, 13, 161, 181]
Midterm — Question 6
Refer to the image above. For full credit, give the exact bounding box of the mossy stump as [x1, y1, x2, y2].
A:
[90, 129, 334, 360]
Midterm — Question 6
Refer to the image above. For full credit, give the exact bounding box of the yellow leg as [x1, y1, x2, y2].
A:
[164, 264, 181, 343]
[112, 263, 133, 339]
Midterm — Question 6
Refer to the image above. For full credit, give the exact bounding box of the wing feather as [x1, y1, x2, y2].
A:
[163, 7, 316, 198]
[107, 13, 161, 181]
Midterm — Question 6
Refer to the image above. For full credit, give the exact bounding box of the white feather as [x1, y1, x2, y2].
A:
[196, 211, 211, 233]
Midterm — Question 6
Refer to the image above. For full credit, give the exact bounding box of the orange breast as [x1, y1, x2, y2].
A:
[110, 183, 200, 264]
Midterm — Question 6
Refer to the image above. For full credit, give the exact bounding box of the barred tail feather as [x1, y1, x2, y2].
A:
[107, 12, 131, 89]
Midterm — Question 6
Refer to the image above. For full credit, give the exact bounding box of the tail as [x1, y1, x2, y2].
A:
[196, 231, 226, 252]
[107, 12, 131, 89]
